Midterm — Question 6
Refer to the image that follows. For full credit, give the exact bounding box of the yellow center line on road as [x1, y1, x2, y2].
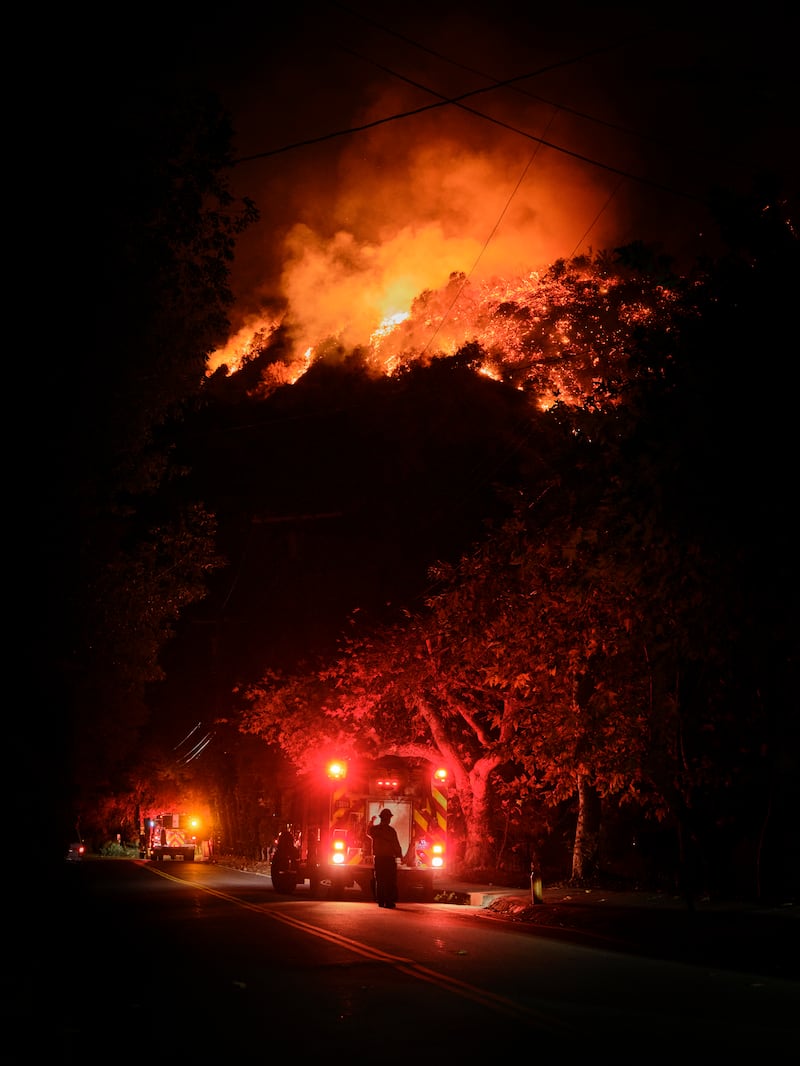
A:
[143, 862, 565, 1031]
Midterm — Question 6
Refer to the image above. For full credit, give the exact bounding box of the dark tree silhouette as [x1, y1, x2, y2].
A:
[38, 54, 257, 862]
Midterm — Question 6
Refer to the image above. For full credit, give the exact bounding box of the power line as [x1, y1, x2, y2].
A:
[330, 5, 665, 251]
[321, 17, 656, 331]
[232, 54, 587, 162]
[570, 177, 627, 258]
[233, 41, 702, 205]
[332, 2, 659, 146]
[420, 108, 558, 357]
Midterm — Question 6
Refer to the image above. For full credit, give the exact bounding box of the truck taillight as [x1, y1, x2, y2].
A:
[331, 832, 346, 864]
[431, 842, 445, 869]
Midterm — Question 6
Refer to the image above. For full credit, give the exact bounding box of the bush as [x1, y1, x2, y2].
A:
[99, 840, 140, 858]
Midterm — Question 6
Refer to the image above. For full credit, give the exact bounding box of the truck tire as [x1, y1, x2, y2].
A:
[271, 868, 298, 895]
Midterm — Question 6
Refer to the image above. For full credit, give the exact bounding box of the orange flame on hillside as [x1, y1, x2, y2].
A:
[211, 92, 672, 404]
[209, 254, 675, 411]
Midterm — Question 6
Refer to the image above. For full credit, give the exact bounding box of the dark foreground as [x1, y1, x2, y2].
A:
[472, 889, 798, 981]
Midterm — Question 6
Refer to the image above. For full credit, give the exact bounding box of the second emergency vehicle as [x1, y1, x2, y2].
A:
[143, 812, 214, 862]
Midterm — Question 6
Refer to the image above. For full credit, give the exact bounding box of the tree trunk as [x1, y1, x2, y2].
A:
[460, 763, 495, 871]
[571, 775, 601, 883]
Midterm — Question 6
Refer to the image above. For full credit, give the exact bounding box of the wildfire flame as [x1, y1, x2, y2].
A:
[211, 100, 679, 403]
[208, 256, 675, 412]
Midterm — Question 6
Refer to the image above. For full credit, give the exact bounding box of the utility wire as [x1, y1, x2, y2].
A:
[232, 50, 592, 162]
[420, 107, 558, 357]
[570, 177, 627, 258]
[332, 2, 659, 146]
[328, 5, 651, 255]
[234, 41, 702, 205]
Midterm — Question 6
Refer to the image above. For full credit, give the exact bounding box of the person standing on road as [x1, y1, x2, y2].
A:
[368, 809, 402, 908]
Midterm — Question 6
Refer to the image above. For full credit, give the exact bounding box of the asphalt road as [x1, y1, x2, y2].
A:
[217, 857, 799, 981]
[38, 859, 799, 1065]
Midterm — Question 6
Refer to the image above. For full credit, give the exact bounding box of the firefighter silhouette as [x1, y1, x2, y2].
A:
[367, 809, 402, 907]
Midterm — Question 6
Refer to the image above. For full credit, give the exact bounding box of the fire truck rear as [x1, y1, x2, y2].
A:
[270, 759, 448, 901]
[144, 813, 212, 863]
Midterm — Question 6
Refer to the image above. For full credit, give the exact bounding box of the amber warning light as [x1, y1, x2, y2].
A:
[327, 760, 347, 781]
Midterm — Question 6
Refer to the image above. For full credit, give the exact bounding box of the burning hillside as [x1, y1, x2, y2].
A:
[208, 251, 678, 410]
[205, 13, 727, 409]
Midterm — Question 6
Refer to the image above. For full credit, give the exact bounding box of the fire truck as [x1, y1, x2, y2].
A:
[270, 758, 448, 902]
[143, 812, 213, 862]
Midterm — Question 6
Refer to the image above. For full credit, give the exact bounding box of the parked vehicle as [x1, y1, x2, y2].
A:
[142, 812, 214, 862]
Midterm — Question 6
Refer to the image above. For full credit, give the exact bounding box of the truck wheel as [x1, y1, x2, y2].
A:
[271, 868, 297, 895]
